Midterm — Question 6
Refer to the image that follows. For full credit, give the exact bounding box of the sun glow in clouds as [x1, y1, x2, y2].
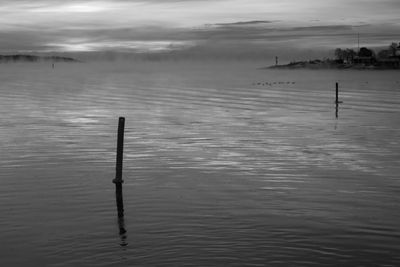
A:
[0, 1, 123, 15]
[59, 4, 107, 13]
[30, 2, 112, 13]
[47, 39, 195, 52]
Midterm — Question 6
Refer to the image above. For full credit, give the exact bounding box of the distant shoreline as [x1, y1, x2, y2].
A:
[267, 59, 400, 70]
[0, 54, 80, 63]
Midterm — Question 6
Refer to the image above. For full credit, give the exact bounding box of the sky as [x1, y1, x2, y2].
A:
[1, 0, 400, 60]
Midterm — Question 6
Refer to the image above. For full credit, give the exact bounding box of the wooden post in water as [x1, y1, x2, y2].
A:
[335, 82, 339, 104]
[113, 117, 125, 218]
[335, 82, 343, 118]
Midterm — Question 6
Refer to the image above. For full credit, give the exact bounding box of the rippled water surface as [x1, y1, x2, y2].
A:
[1, 61, 400, 266]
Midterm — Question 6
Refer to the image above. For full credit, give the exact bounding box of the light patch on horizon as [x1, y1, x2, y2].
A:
[46, 40, 195, 52]
[29, 2, 112, 13]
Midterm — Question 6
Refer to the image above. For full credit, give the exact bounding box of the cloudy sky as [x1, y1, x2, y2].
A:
[1, 0, 400, 59]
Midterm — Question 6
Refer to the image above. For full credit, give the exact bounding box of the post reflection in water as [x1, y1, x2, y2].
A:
[335, 103, 339, 119]
[118, 217, 128, 247]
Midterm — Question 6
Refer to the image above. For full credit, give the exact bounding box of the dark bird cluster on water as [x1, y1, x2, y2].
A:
[253, 81, 296, 86]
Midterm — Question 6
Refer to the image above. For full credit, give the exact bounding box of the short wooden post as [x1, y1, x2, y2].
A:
[113, 117, 125, 218]
[335, 82, 339, 104]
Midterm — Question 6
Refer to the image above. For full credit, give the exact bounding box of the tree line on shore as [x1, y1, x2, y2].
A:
[334, 42, 400, 64]
[0, 54, 79, 63]
[272, 42, 400, 69]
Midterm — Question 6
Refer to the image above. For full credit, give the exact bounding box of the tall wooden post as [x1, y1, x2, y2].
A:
[113, 117, 125, 218]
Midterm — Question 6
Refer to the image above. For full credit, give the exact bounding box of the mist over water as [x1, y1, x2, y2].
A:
[1, 61, 400, 266]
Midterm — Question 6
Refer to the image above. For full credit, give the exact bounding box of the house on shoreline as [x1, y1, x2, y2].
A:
[348, 43, 400, 68]
[375, 42, 400, 68]
[395, 42, 400, 56]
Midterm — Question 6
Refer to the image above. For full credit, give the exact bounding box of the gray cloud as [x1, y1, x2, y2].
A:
[213, 20, 276, 26]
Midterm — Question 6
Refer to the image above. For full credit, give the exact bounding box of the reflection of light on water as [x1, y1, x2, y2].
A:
[338, 190, 380, 195]
[261, 187, 297, 190]
[203, 160, 241, 167]
[217, 151, 245, 158]
[64, 117, 99, 124]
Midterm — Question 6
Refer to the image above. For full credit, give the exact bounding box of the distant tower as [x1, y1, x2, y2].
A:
[275, 56, 278, 66]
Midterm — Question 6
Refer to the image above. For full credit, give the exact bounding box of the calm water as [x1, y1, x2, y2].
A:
[1, 61, 400, 266]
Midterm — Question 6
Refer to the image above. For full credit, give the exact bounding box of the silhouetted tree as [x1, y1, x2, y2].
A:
[334, 48, 357, 63]
[358, 47, 374, 58]
[334, 48, 344, 60]
[345, 48, 356, 63]
[389, 43, 398, 57]
[377, 49, 390, 59]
